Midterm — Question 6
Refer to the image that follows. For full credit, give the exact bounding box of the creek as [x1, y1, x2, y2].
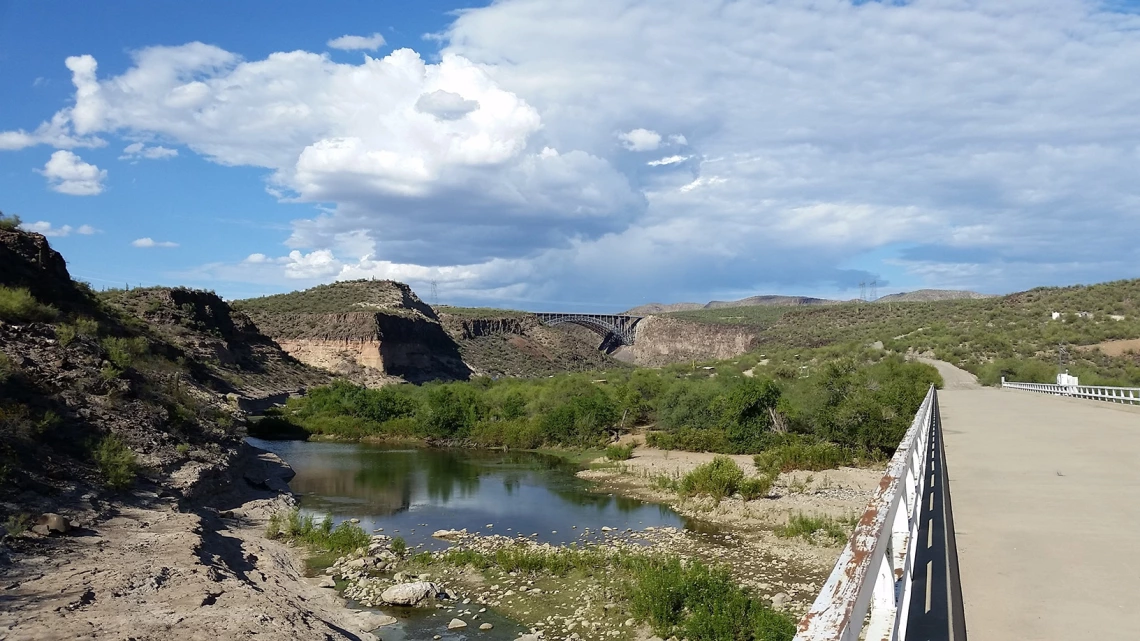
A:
[248, 438, 712, 640]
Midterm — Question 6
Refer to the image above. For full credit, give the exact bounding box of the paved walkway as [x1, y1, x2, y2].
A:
[940, 385, 1140, 640]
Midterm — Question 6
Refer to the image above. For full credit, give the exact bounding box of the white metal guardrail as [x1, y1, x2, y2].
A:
[794, 386, 965, 641]
[1002, 379, 1140, 405]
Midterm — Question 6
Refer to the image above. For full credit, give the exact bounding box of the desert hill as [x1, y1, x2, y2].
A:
[875, 289, 993, 303]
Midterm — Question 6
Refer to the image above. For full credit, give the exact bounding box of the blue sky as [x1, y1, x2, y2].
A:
[2, 0, 1139, 311]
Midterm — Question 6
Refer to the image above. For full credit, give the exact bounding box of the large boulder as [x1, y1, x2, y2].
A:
[379, 581, 445, 606]
[354, 612, 398, 630]
[31, 513, 71, 536]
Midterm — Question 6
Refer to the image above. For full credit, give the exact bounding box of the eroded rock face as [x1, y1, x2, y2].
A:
[379, 581, 445, 606]
[625, 316, 758, 366]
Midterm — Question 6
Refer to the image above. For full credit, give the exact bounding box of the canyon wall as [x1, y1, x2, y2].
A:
[626, 315, 759, 366]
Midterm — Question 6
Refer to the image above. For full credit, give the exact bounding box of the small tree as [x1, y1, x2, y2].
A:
[0, 212, 23, 231]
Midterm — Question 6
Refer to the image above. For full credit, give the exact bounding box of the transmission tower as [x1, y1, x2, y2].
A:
[859, 281, 867, 302]
[870, 279, 878, 302]
[430, 280, 438, 306]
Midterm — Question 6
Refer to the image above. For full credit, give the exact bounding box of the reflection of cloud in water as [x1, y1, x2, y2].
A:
[250, 439, 701, 540]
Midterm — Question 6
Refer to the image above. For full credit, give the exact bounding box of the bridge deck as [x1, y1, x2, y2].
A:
[941, 386, 1140, 640]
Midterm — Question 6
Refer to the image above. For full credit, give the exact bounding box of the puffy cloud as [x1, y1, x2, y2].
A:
[17, 221, 100, 237]
[120, 142, 178, 160]
[39, 151, 106, 195]
[327, 33, 386, 51]
[618, 128, 661, 151]
[132, 237, 179, 248]
[13, 1, 1140, 305]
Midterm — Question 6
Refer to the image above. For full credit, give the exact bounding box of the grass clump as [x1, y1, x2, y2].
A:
[605, 443, 634, 461]
[628, 556, 796, 641]
[101, 336, 148, 370]
[266, 508, 369, 554]
[390, 535, 407, 557]
[775, 513, 856, 546]
[754, 441, 860, 474]
[679, 456, 744, 501]
[93, 434, 137, 489]
[0, 286, 57, 323]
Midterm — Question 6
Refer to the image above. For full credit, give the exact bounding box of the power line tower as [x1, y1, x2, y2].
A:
[859, 281, 867, 302]
[430, 280, 438, 306]
[870, 279, 878, 302]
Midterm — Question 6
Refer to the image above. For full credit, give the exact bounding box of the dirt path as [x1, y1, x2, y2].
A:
[0, 459, 379, 641]
[916, 357, 981, 390]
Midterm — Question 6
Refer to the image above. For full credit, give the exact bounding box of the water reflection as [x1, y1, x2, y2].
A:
[249, 438, 708, 547]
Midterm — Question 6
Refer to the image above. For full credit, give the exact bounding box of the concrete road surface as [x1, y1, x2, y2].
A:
[941, 385, 1140, 640]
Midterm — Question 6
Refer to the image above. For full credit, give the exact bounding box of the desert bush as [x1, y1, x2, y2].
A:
[390, 536, 407, 556]
[55, 317, 99, 346]
[679, 456, 744, 500]
[4, 513, 31, 536]
[605, 444, 634, 461]
[93, 434, 137, 489]
[0, 213, 21, 231]
[0, 286, 57, 323]
[739, 475, 774, 500]
[101, 336, 148, 370]
[754, 441, 858, 474]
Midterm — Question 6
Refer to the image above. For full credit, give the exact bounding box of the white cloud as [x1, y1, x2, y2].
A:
[647, 155, 688, 166]
[327, 33, 386, 51]
[120, 142, 178, 160]
[39, 151, 106, 195]
[618, 128, 661, 151]
[132, 237, 179, 248]
[17, 221, 99, 237]
[12, 1, 1140, 304]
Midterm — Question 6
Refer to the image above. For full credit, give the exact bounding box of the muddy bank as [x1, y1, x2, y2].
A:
[0, 447, 380, 641]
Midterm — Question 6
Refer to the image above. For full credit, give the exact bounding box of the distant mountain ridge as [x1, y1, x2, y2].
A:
[875, 289, 994, 303]
[623, 289, 989, 314]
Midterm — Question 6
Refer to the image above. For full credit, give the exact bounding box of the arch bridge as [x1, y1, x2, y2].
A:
[534, 313, 643, 348]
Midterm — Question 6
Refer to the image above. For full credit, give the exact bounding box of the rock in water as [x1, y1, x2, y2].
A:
[432, 529, 465, 539]
[355, 612, 399, 629]
[448, 619, 467, 630]
[479, 623, 493, 630]
[380, 581, 444, 606]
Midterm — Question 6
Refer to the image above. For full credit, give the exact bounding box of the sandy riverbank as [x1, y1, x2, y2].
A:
[0, 448, 380, 641]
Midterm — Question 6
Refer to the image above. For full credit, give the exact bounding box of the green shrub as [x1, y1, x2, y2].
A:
[775, 513, 855, 546]
[56, 317, 99, 346]
[93, 434, 137, 489]
[101, 336, 148, 370]
[0, 286, 57, 323]
[0, 213, 21, 231]
[739, 475, 774, 501]
[4, 513, 31, 536]
[754, 441, 858, 474]
[679, 456, 744, 501]
[627, 556, 796, 641]
[100, 365, 123, 381]
[605, 444, 634, 461]
[391, 536, 407, 556]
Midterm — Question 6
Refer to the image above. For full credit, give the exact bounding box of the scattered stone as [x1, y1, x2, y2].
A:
[318, 576, 336, 588]
[380, 581, 445, 607]
[355, 612, 399, 629]
[433, 529, 465, 540]
[771, 592, 789, 608]
[480, 623, 494, 630]
[448, 618, 468, 630]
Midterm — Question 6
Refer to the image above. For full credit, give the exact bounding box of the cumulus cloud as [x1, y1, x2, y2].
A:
[132, 237, 179, 248]
[39, 151, 106, 195]
[327, 33, 386, 51]
[120, 142, 178, 160]
[17, 221, 100, 237]
[618, 128, 661, 151]
[11, 0, 1140, 305]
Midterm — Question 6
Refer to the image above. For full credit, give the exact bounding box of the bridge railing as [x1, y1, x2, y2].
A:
[794, 386, 965, 641]
[1002, 379, 1140, 405]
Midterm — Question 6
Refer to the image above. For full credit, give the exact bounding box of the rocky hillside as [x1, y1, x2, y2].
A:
[0, 225, 309, 507]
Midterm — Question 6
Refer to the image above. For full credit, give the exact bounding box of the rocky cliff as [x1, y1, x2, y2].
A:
[437, 311, 616, 377]
[624, 315, 759, 366]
